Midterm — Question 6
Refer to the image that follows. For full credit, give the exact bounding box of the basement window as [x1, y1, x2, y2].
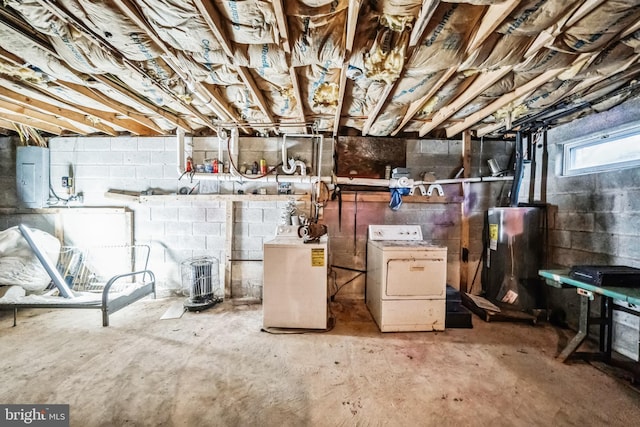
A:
[563, 123, 640, 176]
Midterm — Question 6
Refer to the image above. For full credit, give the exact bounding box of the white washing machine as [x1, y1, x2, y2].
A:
[263, 225, 328, 329]
[366, 225, 447, 332]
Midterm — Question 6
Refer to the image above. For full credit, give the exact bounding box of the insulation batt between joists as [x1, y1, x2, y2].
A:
[368, 103, 407, 136]
[214, 0, 278, 44]
[572, 43, 638, 81]
[345, 80, 387, 118]
[372, 0, 423, 17]
[302, 65, 341, 115]
[0, 25, 84, 84]
[551, 1, 640, 54]
[135, 0, 225, 56]
[496, 0, 581, 36]
[287, 0, 348, 17]
[524, 79, 577, 110]
[70, 0, 167, 62]
[459, 33, 533, 72]
[224, 85, 269, 123]
[4, 0, 194, 118]
[388, 70, 443, 105]
[406, 3, 484, 73]
[289, 7, 347, 68]
[417, 73, 471, 118]
[446, 0, 508, 4]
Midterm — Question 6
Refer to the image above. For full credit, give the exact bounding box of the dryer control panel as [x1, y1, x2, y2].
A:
[368, 225, 423, 241]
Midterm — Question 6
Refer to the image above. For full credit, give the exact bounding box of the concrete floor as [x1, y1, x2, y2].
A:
[1, 298, 639, 427]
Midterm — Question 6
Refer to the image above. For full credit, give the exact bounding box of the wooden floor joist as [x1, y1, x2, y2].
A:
[0, 99, 89, 135]
[419, 67, 511, 137]
[0, 86, 117, 136]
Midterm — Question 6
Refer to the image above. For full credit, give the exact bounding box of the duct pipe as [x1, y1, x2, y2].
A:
[228, 128, 240, 175]
[335, 176, 513, 187]
[182, 173, 321, 184]
[176, 129, 186, 175]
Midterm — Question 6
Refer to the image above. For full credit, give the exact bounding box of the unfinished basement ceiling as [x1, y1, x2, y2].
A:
[0, 0, 639, 139]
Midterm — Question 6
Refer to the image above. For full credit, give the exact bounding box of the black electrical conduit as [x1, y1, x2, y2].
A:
[494, 82, 640, 136]
[509, 131, 525, 207]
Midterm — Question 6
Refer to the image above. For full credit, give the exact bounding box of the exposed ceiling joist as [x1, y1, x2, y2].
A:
[192, 0, 273, 126]
[0, 111, 65, 135]
[0, 86, 117, 136]
[410, 1, 440, 48]
[419, 67, 512, 136]
[445, 67, 568, 138]
[55, 80, 165, 134]
[272, 0, 291, 54]
[0, 117, 19, 132]
[346, 0, 362, 53]
[333, 63, 349, 137]
[466, 0, 519, 53]
[391, 68, 456, 136]
[333, 0, 362, 136]
[237, 66, 275, 123]
[0, 0, 637, 139]
[289, 67, 306, 124]
[0, 98, 91, 134]
[362, 84, 394, 136]
[192, 0, 233, 58]
[565, 0, 607, 29]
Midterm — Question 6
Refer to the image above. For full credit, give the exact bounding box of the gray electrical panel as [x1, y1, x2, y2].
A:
[16, 146, 50, 208]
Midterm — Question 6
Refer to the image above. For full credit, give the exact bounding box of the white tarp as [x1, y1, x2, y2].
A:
[0, 227, 60, 293]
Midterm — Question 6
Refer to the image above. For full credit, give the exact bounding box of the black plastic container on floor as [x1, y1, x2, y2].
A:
[446, 285, 473, 328]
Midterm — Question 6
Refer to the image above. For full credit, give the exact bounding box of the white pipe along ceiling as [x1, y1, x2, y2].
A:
[0, 1, 639, 139]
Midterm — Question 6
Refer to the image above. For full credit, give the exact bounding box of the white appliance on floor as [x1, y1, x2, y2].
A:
[263, 225, 328, 329]
[366, 225, 447, 332]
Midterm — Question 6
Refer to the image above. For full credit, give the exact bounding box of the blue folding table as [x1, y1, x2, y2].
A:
[539, 269, 640, 363]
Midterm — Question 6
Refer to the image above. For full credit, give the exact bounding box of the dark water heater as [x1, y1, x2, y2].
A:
[482, 207, 544, 311]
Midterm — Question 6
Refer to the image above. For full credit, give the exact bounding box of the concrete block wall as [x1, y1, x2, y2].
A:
[1, 135, 320, 298]
[135, 197, 227, 295]
[48, 136, 179, 204]
[327, 137, 513, 299]
[230, 199, 307, 299]
[544, 98, 640, 269]
[525, 97, 640, 331]
[2, 133, 513, 301]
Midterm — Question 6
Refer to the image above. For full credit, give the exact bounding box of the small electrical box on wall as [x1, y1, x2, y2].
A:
[16, 146, 50, 208]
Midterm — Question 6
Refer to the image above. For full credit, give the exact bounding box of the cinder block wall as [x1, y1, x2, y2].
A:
[528, 97, 640, 328]
[327, 137, 514, 299]
[1, 133, 512, 300]
[46, 136, 320, 295]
